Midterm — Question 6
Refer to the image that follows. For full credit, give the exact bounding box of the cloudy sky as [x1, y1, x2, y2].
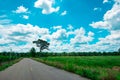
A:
[0, 0, 120, 52]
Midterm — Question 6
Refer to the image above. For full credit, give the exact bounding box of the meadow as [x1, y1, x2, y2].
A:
[34, 56, 120, 80]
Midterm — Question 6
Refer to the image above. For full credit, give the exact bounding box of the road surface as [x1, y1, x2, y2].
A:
[0, 58, 89, 80]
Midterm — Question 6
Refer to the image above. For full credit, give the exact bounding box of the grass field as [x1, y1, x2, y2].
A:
[34, 56, 120, 80]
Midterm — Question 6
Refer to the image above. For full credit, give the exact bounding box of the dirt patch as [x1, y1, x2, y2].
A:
[112, 66, 120, 72]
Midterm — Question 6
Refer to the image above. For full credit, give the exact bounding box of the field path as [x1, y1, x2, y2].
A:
[0, 58, 89, 80]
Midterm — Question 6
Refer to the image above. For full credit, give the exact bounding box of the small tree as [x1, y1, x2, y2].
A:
[33, 39, 50, 52]
[30, 47, 36, 57]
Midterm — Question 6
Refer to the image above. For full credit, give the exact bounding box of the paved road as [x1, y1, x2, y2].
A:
[0, 58, 89, 80]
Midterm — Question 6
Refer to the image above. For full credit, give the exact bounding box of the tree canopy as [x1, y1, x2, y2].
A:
[33, 39, 50, 52]
[30, 47, 36, 57]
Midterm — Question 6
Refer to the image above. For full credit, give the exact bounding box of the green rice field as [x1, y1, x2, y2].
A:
[34, 56, 120, 80]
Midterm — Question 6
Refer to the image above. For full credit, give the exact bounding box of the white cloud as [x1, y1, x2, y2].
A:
[93, 7, 102, 11]
[70, 27, 94, 46]
[93, 30, 120, 52]
[61, 11, 67, 16]
[103, 0, 109, 3]
[1, 24, 93, 52]
[90, 0, 120, 30]
[51, 28, 67, 41]
[66, 24, 74, 36]
[89, 21, 111, 29]
[99, 30, 120, 43]
[34, 0, 60, 14]
[0, 22, 119, 52]
[88, 31, 94, 36]
[23, 15, 29, 19]
[13, 6, 30, 19]
[68, 29, 120, 52]
[53, 26, 62, 30]
[0, 23, 50, 52]
[12, 6, 30, 20]
[89, 0, 120, 52]
[67, 24, 73, 30]
[13, 6, 28, 13]
[103, 0, 113, 4]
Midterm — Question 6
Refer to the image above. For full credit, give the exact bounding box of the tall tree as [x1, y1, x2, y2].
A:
[33, 39, 50, 52]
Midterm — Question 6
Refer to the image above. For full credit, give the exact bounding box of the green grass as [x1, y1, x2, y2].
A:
[33, 56, 120, 80]
[0, 58, 22, 71]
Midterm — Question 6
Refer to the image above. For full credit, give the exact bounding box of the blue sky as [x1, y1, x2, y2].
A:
[0, 0, 120, 52]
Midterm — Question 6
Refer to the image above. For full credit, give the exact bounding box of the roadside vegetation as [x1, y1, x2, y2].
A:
[0, 52, 24, 71]
[0, 58, 22, 71]
[33, 56, 120, 80]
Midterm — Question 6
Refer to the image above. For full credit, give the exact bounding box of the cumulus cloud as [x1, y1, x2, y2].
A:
[70, 27, 94, 46]
[89, 0, 120, 52]
[51, 28, 67, 41]
[89, 21, 111, 29]
[90, 0, 120, 30]
[61, 11, 67, 16]
[12, 6, 30, 19]
[23, 15, 29, 19]
[0, 23, 95, 52]
[0, 22, 119, 52]
[69, 29, 120, 52]
[92, 30, 120, 52]
[0, 24, 50, 52]
[34, 0, 60, 14]
[48, 26, 95, 52]
[0, 23, 71, 52]
[13, 6, 28, 13]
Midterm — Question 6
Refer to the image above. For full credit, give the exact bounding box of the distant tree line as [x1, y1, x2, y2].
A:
[0, 48, 120, 58]
[0, 47, 120, 65]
